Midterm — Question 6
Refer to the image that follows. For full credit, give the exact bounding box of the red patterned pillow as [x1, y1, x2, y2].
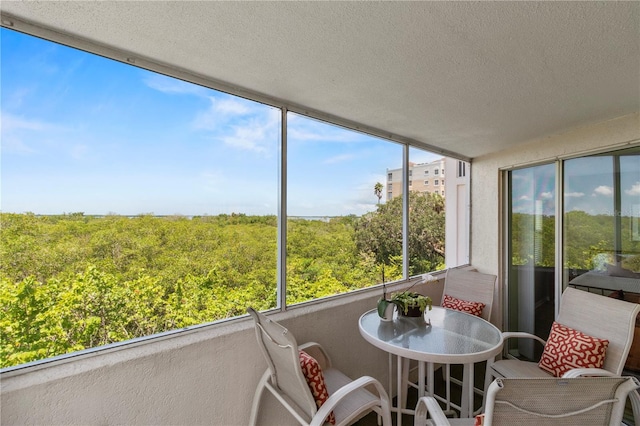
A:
[442, 294, 485, 317]
[299, 350, 336, 424]
[538, 321, 609, 377]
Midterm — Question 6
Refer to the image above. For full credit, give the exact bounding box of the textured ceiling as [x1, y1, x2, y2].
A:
[1, 1, 638, 159]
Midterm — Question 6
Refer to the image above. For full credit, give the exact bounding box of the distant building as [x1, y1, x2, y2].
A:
[385, 157, 470, 267]
[386, 158, 446, 200]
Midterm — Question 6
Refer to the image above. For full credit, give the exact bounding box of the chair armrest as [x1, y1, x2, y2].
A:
[629, 388, 640, 426]
[563, 369, 640, 424]
[502, 331, 547, 347]
[562, 368, 614, 378]
[414, 396, 451, 426]
[310, 376, 392, 426]
[299, 342, 332, 369]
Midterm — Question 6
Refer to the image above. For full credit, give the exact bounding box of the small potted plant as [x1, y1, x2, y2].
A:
[390, 291, 432, 317]
[378, 286, 432, 320]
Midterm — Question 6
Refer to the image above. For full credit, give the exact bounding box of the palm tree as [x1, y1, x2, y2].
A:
[374, 182, 383, 204]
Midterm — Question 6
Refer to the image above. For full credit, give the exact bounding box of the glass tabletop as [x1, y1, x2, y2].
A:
[358, 306, 503, 364]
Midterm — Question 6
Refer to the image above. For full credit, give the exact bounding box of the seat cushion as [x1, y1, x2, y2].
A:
[490, 359, 552, 379]
[538, 321, 609, 377]
[299, 350, 336, 424]
[442, 294, 485, 317]
[323, 368, 380, 425]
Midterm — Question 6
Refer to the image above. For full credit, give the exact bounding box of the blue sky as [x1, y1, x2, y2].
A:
[511, 155, 640, 217]
[1, 28, 439, 217]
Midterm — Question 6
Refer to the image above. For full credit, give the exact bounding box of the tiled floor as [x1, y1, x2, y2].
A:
[354, 364, 484, 425]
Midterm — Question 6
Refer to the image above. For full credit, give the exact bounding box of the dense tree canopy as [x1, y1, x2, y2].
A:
[355, 191, 445, 276]
[3, 201, 637, 368]
[1, 205, 446, 368]
[512, 211, 640, 271]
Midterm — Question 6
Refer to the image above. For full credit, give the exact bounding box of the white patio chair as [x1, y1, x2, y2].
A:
[485, 287, 640, 418]
[440, 268, 497, 324]
[487, 287, 640, 380]
[247, 307, 392, 426]
[404, 268, 497, 414]
[437, 268, 497, 412]
[414, 376, 640, 426]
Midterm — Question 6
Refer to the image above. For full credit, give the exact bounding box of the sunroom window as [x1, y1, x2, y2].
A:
[286, 113, 405, 304]
[0, 27, 459, 369]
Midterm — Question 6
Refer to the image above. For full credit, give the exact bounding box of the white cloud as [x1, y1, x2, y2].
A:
[221, 126, 268, 153]
[145, 76, 273, 154]
[191, 96, 279, 154]
[511, 174, 530, 181]
[223, 116, 279, 154]
[5, 87, 34, 110]
[287, 114, 362, 144]
[565, 192, 585, 198]
[0, 111, 67, 155]
[593, 185, 613, 196]
[0, 135, 36, 154]
[192, 96, 254, 131]
[519, 195, 530, 201]
[324, 153, 355, 164]
[540, 191, 553, 199]
[192, 100, 223, 131]
[215, 98, 251, 115]
[287, 127, 329, 142]
[1, 112, 48, 132]
[70, 144, 89, 160]
[625, 182, 640, 196]
[143, 74, 207, 96]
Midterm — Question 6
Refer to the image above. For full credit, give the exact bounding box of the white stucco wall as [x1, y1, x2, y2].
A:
[444, 157, 470, 268]
[470, 112, 640, 329]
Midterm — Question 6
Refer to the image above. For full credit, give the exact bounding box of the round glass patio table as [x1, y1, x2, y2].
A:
[359, 306, 503, 424]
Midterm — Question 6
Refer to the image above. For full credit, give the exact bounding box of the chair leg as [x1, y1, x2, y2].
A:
[445, 364, 451, 413]
[482, 357, 496, 413]
[400, 356, 410, 409]
[249, 370, 271, 426]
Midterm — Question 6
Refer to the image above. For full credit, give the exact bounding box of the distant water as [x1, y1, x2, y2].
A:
[30, 214, 350, 222]
[288, 216, 335, 222]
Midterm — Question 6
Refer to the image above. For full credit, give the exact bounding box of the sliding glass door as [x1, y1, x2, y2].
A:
[564, 148, 640, 297]
[506, 146, 640, 363]
[507, 163, 556, 360]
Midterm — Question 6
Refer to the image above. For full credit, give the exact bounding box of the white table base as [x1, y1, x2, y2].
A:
[392, 357, 480, 425]
[359, 308, 503, 425]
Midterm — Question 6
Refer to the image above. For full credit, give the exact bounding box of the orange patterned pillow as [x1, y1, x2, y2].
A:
[538, 321, 609, 377]
[442, 294, 485, 317]
[299, 350, 336, 424]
